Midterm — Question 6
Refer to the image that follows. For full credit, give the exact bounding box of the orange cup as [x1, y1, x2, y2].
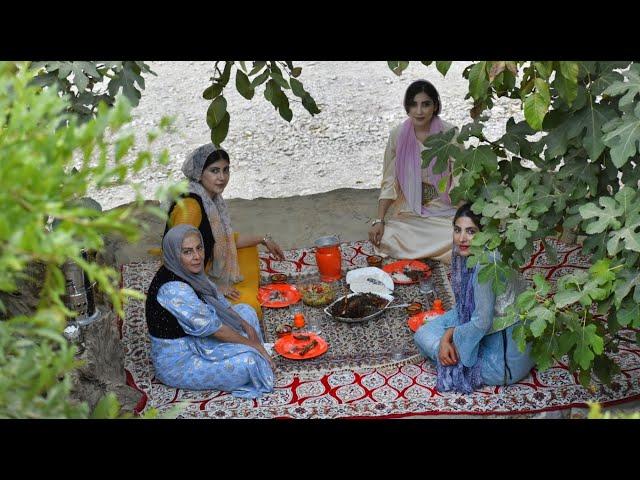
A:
[293, 313, 306, 328]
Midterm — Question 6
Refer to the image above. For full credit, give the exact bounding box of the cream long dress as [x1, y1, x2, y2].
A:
[373, 120, 458, 264]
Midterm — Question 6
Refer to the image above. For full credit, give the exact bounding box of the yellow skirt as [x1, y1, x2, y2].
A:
[232, 244, 262, 319]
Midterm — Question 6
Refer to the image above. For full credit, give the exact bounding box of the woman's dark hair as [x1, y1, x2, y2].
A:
[202, 149, 230, 171]
[454, 202, 482, 230]
[404, 80, 441, 116]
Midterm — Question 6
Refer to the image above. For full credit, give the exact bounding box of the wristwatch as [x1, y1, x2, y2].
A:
[371, 218, 384, 226]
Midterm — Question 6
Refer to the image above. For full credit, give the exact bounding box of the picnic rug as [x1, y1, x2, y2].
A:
[121, 238, 640, 418]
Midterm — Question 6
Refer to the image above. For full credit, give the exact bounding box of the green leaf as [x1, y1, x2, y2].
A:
[301, 93, 321, 115]
[270, 69, 290, 90]
[235, 70, 254, 100]
[553, 72, 578, 106]
[278, 99, 293, 122]
[219, 61, 232, 86]
[579, 197, 623, 234]
[602, 114, 640, 168]
[477, 260, 510, 296]
[71, 63, 89, 92]
[210, 111, 230, 145]
[435, 61, 452, 76]
[573, 324, 604, 370]
[263, 79, 276, 103]
[90, 392, 120, 419]
[506, 216, 538, 250]
[461, 145, 498, 173]
[420, 129, 460, 171]
[470, 231, 492, 248]
[614, 186, 638, 215]
[248, 61, 266, 75]
[617, 300, 640, 327]
[523, 78, 551, 130]
[388, 61, 409, 76]
[553, 288, 584, 308]
[590, 70, 624, 96]
[558, 331, 577, 355]
[437, 175, 449, 193]
[290, 77, 306, 98]
[613, 268, 640, 307]
[558, 61, 579, 82]
[532, 273, 551, 297]
[603, 63, 640, 107]
[589, 259, 616, 286]
[607, 218, 640, 255]
[529, 315, 548, 338]
[468, 61, 489, 101]
[516, 289, 536, 310]
[493, 313, 517, 332]
[581, 280, 609, 302]
[534, 61, 553, 80]
[206, 96, 227, 129]
[481, 195, 515, 220]
[202, 83, 223, 100]
[251, 69, 270, 88]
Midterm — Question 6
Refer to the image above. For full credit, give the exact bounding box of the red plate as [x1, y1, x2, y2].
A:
[258, 284, 301, 308]
[408, 312, 428, 332]
[382, 260, 431, 284]
[274, 333, 329, 360]
[408, 310, 446, 332]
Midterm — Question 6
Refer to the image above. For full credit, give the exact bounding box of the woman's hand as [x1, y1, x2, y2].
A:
[438, 328, 458, 366]
[253, 342, 276, 370]
[219, 284, 241, 301]
[241, 319, 260, 344]
[263, 238, 285, 261]
[368, 223, 385, 247]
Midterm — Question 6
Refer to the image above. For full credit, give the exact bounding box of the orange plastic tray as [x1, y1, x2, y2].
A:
[382, 260, 430, 285]
[274, 333, 328, 360]
[258, 284, 301, 308]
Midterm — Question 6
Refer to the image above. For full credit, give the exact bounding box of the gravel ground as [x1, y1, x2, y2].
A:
[89, 61, 523, 210]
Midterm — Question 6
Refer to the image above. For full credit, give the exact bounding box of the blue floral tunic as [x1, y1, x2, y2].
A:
[150, 281, 274, 398]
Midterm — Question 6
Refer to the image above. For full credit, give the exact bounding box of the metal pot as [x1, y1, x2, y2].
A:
[324, 292, 403, 324]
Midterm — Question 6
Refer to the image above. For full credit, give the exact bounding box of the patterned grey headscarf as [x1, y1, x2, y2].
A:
[181, 143, 242, 284]
[181, 143, 220, 182]
[162, 224, 243, 332]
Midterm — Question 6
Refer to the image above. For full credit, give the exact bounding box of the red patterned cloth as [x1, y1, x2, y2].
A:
[121, 238, 640, 418]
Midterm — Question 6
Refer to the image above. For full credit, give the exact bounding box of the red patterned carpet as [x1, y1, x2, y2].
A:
[121, 239, 640, 418]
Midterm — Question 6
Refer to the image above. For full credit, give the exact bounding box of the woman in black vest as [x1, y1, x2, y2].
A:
[163, 145, 285, 318]
[145, 224, 274, 397]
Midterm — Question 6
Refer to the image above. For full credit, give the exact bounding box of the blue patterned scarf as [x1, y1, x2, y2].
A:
[436, 248, 483, 393]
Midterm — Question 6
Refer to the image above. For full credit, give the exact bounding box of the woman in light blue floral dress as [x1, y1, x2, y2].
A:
[145, 224, 274, 398]
[414, 203, 534, 393]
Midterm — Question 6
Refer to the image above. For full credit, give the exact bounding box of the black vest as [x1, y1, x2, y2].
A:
[145, 266, 207, 339]
[164, 193, 215, 271]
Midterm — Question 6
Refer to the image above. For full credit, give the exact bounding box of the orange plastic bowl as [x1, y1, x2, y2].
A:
[367, 255, 383, 267]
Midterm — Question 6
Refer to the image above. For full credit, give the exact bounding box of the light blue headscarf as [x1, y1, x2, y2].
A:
[162, 224, 243, 332]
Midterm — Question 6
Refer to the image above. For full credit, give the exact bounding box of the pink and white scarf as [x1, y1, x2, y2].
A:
[395, 117, 453, 217]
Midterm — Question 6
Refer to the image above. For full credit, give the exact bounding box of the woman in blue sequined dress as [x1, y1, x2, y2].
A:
[145, 224, 274, 398]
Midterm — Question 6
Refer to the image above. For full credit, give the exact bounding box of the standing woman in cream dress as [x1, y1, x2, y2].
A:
[368, 79, 457, 264]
